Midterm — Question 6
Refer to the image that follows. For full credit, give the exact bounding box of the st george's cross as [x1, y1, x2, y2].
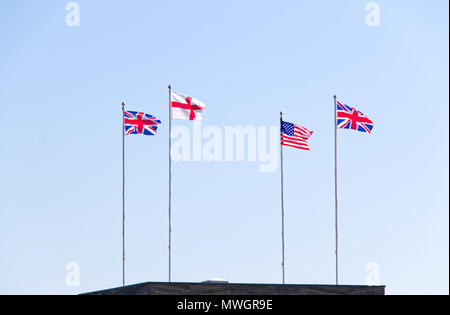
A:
[336, 100, 374, 133]
[124, 111, 161, 135]
[171, 91, 206, 120]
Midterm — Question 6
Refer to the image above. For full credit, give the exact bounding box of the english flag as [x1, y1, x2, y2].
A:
[171, 91, 206, 120]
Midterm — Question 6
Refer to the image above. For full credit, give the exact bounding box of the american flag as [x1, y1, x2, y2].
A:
[281, 120, 313, 150]
[124, 111, 161, 136]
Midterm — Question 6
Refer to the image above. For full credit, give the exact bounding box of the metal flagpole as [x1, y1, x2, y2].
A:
[168, 85, 173, 283]
[280, 111, 286, 285]
[333, 95, 339, 285]
[121, 101, 126, 287]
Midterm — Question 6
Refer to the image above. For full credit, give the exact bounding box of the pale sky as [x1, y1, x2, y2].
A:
[0, 0, 448, 294]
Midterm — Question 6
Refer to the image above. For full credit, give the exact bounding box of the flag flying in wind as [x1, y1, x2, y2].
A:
[336, 100, 374, 133]
[124, 111, 161, 135]
[281, 120, 314, 150]
[171, 91, 206, 120]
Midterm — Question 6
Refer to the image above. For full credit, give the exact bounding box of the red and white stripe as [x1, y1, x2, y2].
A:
[281, 125, 313, 150]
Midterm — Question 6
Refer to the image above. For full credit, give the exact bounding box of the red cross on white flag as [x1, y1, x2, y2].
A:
[171, 91, 206, 120]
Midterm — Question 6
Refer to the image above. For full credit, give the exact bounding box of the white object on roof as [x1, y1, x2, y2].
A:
[201, 278, 229, 284]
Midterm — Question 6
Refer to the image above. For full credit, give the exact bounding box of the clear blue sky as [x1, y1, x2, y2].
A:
[0, 0, 448, 295]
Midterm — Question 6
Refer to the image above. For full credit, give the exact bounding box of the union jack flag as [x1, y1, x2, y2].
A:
[336, 100, 374, 133]
[124, 111, 161, 135]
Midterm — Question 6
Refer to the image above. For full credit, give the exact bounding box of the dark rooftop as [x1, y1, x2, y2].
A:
[83, 281, 385, 295]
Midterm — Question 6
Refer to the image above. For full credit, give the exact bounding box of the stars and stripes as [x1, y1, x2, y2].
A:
[124, 111, 161, 135]
[281, 120, 314, 150]
[171, 91, 206, 120]
[336, 100, 374, 133]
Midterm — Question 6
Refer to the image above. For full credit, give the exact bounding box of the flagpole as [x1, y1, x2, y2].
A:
[168, 85, 173, 283]
[280, 111, 286, 285]
[121, 101, 126, 287]
[333, 94, 339, 285]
